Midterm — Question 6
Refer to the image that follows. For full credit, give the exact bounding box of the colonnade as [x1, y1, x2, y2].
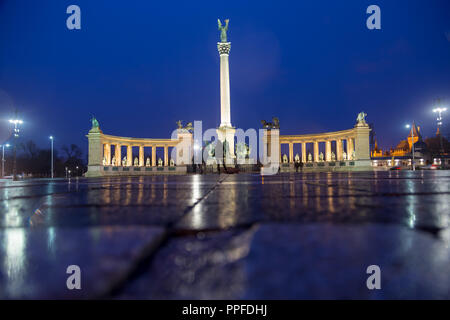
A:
[282, 138, 355, 163]
[279, 127, 363, 163]
[87, 126, 193, 176]
[102, 143, 171, 167]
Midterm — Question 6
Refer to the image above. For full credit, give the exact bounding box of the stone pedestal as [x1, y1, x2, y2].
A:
[176, 130, 193, 166]
[261, 128, 280, 175]
[86, 127, 103, 177]
[217, 125, 236, 165]
[206, 158, 217, 166]
[354, 123, 371, 161]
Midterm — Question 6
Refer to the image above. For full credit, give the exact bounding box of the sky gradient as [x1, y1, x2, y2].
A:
[0, 0, 449, 155]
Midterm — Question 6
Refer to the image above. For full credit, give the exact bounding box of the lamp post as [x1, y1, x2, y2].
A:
[1, 144, 10, 178]
[49, 136, 54, 178]
[405, 123, 415, 171]
[9, 116, 23, 181]
[433, 106, 447, 154]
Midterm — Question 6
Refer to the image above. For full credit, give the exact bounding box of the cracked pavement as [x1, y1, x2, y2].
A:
[0, 171, 449, 299]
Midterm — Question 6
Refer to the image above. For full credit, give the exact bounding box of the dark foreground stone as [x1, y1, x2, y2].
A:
[118, 224, 449, 299]
[0, 226, 165, 299]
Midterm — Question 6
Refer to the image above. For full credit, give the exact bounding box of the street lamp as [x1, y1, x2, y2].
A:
[433, 107, 447, 127]
[433, 106, 447, 153]
[49, 136, 54, 178]
[405, 123, 415, 171]
[9, 116, 23, 180]
[1, 144, 10, 178]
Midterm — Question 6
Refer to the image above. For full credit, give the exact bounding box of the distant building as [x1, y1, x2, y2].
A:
[370, 123, 428, 168]
[391, 123, 421, 157]
[371, 139, 383, 157]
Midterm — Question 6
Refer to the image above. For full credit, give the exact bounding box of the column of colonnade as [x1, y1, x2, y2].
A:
[103, 143, 111, 165]
[289, 142, 294, 163]
[127, 145, 132, 166]
[102, 143, 174, 167]
[336, 139, 343, 161]
[282, 136, 357, 163]
[325, 141, 331, 161]
[301, 142, 306, 163]
[139, 146, 144, 167]
[164, 145, 168, 166]
[348, 138, 354, 159]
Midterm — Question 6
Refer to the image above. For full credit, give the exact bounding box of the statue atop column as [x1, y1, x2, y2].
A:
[218, 19, 229, 42]
[176, 120, 193, 132]
[356, 112, 368, 126]
[89, 115, 102, 133]
[261, 117, 280, 129]
[91, 116, 99, 129]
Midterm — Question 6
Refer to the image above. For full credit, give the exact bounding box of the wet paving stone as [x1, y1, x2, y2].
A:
[0, 171, 449, 299]
[117, 228, 256, 299]
[0, 175, 222, 228]
[176, 171, 450, 232]
[0, 226, 165, 299]
[245, 223, 450, 299]
[117, 223, 450, 299]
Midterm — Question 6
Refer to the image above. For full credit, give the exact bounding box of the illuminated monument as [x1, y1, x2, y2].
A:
[216, 19, 236, 163]
[85, 19, 372, 177]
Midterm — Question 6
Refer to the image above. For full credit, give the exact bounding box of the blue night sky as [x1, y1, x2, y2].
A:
[0, 0, 449, 155]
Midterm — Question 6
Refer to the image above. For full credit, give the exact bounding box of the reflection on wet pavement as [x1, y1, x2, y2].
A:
[0, 171, 449, 298]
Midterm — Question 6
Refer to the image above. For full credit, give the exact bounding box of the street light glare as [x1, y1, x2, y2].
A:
[405, 124, 410, 128]
[50, 136, 53, 140]
[9, 119, 23, 125]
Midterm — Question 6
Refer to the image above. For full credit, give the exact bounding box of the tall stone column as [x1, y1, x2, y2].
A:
[325, 141, 331, 161]
[139, 146, 144, 167]
[164, 145, 168, 166]
[218, 42, 231, 127]
[127, 145, 132, 166]
[115, 144, 121, 166]
[217, 41, 235, 164]
[289, 142, 293, 163]
[302, 142, 306, 163]
[152, 146, 156, 167]
[314, 141, 319, 162]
